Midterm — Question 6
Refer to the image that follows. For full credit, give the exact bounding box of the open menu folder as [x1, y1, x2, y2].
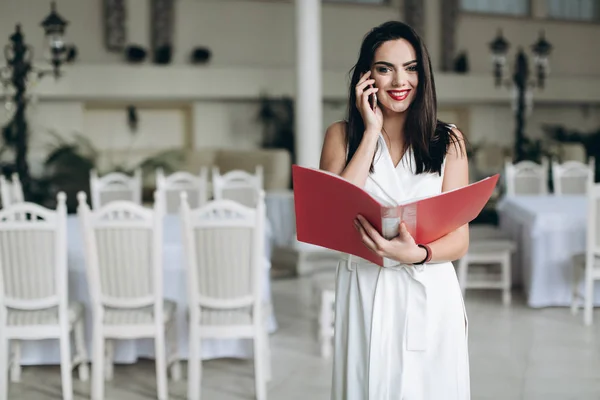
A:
[292, 165, 499, 267]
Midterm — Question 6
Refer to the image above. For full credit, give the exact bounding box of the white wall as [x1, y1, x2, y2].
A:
[467, 104, 600, 147]
[0, 0, 599, 173]
[0, 0, 401, 68]
[456, 14, 600, 78]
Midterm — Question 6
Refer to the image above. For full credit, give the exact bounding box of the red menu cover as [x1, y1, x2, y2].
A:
[292, 165, 499, 266]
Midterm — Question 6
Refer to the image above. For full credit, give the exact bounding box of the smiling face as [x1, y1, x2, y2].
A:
[370, 38, 419, 114]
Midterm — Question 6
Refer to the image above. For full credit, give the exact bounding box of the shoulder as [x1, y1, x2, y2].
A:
[447, 125, 467, 158]
[433, 122, 467, 159]
[441, 124, 469, 191]
[324, 120, 348, 143]
[320, 120, 349, 173]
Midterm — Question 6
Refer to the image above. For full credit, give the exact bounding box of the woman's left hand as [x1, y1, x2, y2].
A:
[354, 215, 425, 265]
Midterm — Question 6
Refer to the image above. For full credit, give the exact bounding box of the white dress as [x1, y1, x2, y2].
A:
[331, 133, 470, 400]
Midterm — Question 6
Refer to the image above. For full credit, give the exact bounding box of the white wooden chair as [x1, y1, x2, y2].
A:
[504, 158, 549, 195]
[77, 192, 180, 400]
[0, 173, 24, 208]
[212, 166, 263, 208]
[155, 167, 209, 214]
[457, 236, 516, 305]
[180, 191, 271, 400]
[552, 158, 595, 195]
[570, 181, 600, 325]
[0, 193, 89, 400]
[90, 168, 142, 209]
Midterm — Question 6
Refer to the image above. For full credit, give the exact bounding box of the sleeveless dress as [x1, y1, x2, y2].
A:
[331, 132, 470, 400]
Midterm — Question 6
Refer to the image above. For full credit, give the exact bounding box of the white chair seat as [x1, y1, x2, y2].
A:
[7, 302, 84, 327]
[199, 309, 252, 326]
[104, 300, 176, 325]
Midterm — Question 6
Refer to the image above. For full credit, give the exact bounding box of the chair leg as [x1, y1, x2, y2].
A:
[263, 328, 272, 382]
[91, 330, 105, 400]
[167, 319, 181, 382]
[154, 329, 168, 400]
[571, 263, 582, 315]
[253, 331, 267, 400]
[9, 340, 21, 382]
[584, 268, 594, 326]
[457, 256, 469, 296]
[187, 324, 201, 400]
[0, 332, 8, 400]
[502, 252, 512, 305]
[104, 339, 114, 381]
[319, 291, 333, 358]
[74, 318, 90, 382]
[59, 328, 74, 400]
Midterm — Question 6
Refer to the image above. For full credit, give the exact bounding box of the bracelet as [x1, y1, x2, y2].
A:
[413, 244, 432, 265]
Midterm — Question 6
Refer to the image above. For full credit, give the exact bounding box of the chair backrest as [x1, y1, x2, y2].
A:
[90, 169, 142, 209]
[552, 158, 595, 195]
[0, 173, 24, 208]
[180, 191, 265, 324]
[504, 158, 549, 196]
[77, 191, 163, 313]
[156, 167, 209, 214]
[212, 166, 263, 208]
[0, 193, 67, 315]
[586, 181, 600, 267]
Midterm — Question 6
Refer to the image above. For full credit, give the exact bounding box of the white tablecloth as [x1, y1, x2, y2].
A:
[20, 214, 276, 366]
[496, 195, 599, 308]
[265, 190, 295, 247]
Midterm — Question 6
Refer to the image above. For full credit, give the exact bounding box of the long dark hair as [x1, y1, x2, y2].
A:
[345, 21, 464, 175]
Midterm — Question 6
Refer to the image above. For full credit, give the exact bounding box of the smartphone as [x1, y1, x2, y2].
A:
[370, 91, 377, 110]
[369, 84, 377, 110]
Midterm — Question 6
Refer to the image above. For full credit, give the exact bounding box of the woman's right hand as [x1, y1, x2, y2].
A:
[355, 71, 383, 136]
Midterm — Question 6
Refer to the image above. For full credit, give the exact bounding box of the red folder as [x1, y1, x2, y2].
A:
[292, 165, 499, 266]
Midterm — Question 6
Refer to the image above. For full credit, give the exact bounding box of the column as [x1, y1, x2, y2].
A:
[295, 0, 322, 168]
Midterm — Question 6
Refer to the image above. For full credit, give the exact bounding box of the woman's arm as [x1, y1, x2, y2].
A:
[319, 121, 379, 188]
[320, 71, 382, 187]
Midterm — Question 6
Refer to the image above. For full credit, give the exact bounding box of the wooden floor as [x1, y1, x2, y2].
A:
[6, 275, 600, 400]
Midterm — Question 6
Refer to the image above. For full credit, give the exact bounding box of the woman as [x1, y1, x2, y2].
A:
[320, 21, 470, 399]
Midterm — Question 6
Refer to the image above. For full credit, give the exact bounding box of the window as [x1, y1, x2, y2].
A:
[460, 0, 529, 16]
[547, 0, 599, 21]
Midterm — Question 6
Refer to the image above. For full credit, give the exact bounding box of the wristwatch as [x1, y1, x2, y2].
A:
[413, 244, 432, 265]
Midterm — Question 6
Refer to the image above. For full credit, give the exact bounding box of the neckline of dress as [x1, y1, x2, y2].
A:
[379, 133, 409, 170]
